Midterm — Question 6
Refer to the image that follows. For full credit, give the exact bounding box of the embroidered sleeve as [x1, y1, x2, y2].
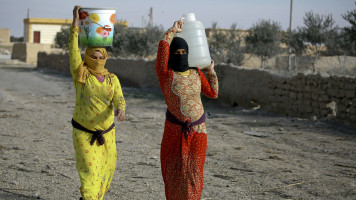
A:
[112, 75, 126, 111]
[69, 26, 82, 81]
[198, 69, 218, 99]
[163, 27, 176, 44]
[156, 28, 176, 88]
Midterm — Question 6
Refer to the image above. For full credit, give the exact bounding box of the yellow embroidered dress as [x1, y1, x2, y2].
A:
[69, 26, 126, 200]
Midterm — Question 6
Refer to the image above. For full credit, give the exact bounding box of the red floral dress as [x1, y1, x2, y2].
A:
[156, 28, 218, 200]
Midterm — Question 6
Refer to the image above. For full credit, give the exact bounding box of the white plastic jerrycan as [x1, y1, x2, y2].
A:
[176, 13, 211, 69]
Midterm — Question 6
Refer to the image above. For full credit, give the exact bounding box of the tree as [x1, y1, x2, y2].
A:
[300, 11, 336, 73]
[10, 36, 24, 42]
[245, 19, 282, 68]
[283, 28, 306, 71]
[208, 22, 244, 66]
[209, 22, 228, 63]
[110, 24, 164, 57]
[226, 23, 245, 66]
[55, 25, 70, 50]
[325, 29, 356, 69]
[342, 1, 356, 53]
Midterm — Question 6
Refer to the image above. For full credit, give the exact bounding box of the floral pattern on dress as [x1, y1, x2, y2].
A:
[156, 28, 218, 200]
[69, 25, 125, 200]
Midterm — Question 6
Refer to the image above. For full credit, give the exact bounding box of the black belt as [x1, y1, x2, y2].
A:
[71, 118, 115, 146]
[165, 109, 206, 135]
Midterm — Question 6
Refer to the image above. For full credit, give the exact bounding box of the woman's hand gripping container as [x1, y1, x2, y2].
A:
[176, 13, 211, 69]
[78, 7, 116, 47]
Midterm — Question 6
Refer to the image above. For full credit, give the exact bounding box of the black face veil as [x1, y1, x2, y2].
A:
[168, 37, 189, 72]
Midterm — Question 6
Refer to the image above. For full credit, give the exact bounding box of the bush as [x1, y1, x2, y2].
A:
[55, 25, 70, 49]
[10, 36, 23, 42]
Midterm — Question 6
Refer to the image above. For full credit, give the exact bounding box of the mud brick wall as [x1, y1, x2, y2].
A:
[37, 53, 356, 128]
[37, 52, 159, 88]
[268, 73, 356, 127]
[37, 52, 70, 74]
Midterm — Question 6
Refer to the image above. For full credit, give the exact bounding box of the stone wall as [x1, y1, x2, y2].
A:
[12, 43, 51, 64]
[37, 53, 356, 128]
[0, 28, 10, 43]
[267, 73, 356, 127]
[37, 53, 160, 88]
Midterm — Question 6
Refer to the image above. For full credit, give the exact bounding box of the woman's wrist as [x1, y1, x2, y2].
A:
[207, 70, 216, 75]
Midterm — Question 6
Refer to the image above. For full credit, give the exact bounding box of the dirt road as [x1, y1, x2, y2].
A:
[0, 63, 355, 200]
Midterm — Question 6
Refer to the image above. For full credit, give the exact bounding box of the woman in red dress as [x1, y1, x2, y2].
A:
[156, 20, 219, 200]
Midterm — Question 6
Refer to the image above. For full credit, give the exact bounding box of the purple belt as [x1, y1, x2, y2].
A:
[165, 109, 206, 134]
[71, 118, 115, 146]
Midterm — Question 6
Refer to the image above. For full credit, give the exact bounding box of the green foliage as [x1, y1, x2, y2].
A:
[301, 11, 335, 47]
[342, 2, 356, 50]
[325, 29, 356, 56]
[110, 24, 164, 57]
[55, 25, 70, 49]
[245, 19, 282, 68]
[324, 28, 356, 69]
[281, 28, 306, 71]
[285, 28, 306, 56]
[208, 22, 245, 66]
[10, 36, 23, 42]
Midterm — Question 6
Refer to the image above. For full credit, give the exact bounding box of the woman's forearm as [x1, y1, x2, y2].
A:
[72, 6, 81, 27]
[72, 17, 78, 27]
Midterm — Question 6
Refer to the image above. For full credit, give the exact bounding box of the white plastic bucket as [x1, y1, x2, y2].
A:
[78, 7, 116, 47]
[177, 13, 211, 69]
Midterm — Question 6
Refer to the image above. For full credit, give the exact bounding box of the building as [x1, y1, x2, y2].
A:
[23, 18, 72, 46]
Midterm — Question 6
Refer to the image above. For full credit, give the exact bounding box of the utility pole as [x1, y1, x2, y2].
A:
[288, 0, 293, 72]
[148, 7, 153, 28]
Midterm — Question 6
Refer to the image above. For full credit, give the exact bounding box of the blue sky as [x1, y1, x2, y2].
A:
[0, 0, 355, 37]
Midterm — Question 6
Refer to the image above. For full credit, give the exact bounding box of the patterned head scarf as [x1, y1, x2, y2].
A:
[168, 37, 189, 72]
[77, 47, 110, 83]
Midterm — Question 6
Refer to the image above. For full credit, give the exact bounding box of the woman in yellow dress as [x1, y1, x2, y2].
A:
[69, 6, 126, 200]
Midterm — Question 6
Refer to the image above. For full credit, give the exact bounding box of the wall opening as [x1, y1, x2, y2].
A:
[326, 101, 337, 118]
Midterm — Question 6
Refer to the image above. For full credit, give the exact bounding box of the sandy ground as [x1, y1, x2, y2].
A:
[0, 62, 355, 200]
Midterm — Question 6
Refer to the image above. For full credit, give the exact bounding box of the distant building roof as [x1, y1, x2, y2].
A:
[24, 18, 72, 25]
[24, 18, 129, 27]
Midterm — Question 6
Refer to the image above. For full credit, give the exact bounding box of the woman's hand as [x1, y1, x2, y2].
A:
[116, 109, 126, 122]
[202, 60, 215, 73]
[72, 5, 82, 26]
[173, 20, 184, 33]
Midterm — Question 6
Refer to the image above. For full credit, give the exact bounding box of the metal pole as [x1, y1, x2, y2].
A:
[288, 0, 293, 72]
